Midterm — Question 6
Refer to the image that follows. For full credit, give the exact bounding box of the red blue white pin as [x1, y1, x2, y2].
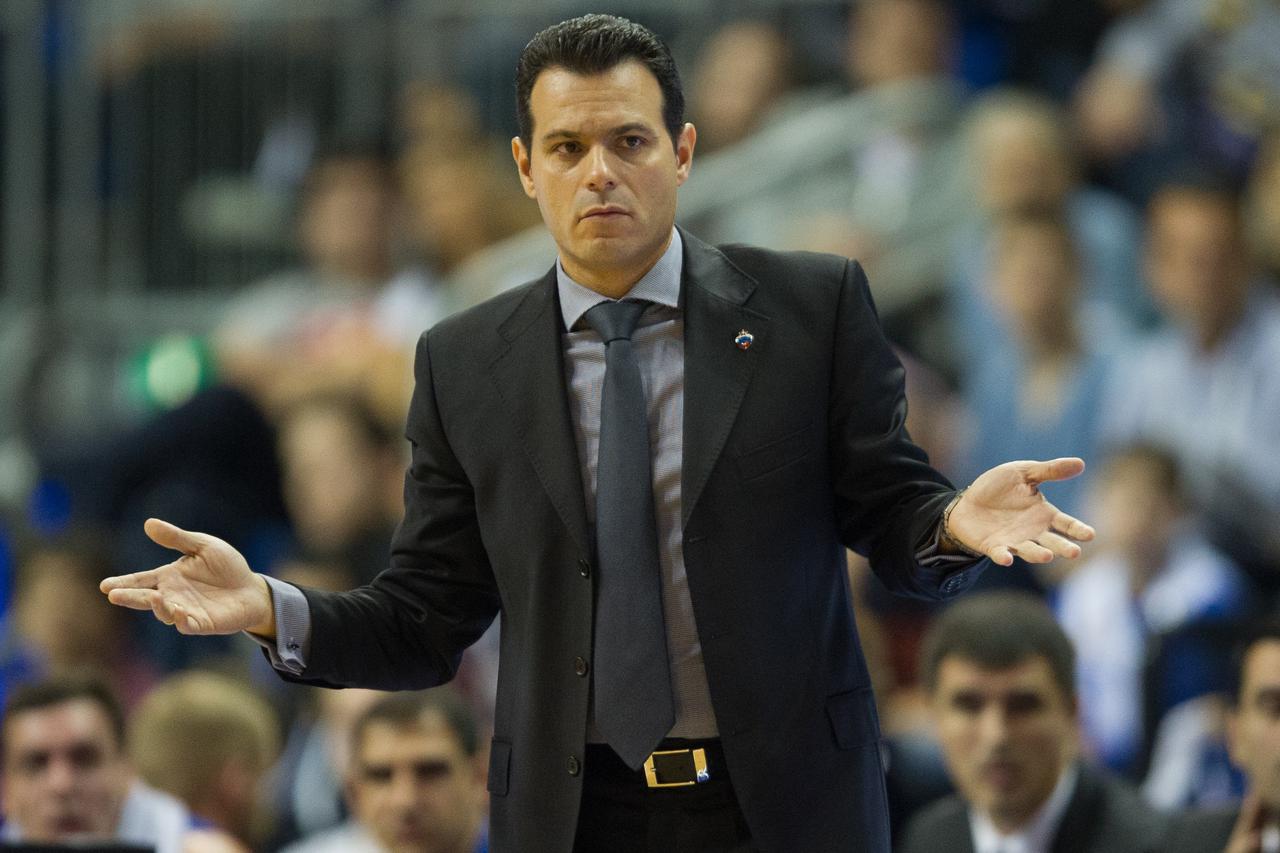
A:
[735, 330, 754, 350]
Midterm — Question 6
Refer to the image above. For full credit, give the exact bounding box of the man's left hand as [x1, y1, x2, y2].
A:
[946, 457, 1095, 566]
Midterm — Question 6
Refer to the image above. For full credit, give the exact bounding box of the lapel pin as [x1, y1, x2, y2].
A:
[734, 330, 754, 351]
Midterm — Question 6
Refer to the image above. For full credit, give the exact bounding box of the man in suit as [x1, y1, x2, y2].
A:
[899, 592, 1165, 853]
[101, 15, 1095, 853]
[1164, 621, 1280, 853]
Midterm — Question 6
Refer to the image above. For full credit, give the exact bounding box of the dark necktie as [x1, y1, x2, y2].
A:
[584, 299, 675, 769]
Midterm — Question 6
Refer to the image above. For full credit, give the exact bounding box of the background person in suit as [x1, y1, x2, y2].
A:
[101, 14, 1095, 853]
[1164, 621, 1280, 853]
[900, 592, 1165, 853]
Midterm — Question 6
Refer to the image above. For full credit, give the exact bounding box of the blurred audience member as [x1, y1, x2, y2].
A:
[1101, 177, 1280, 574]
[900, 592, 1165, 853]
[1244, 134, 1280, 282]
[1055, 445, 1250, 776]
[276, 395, 403, 584]
[269, 687, 387, 850]
[396, 83, 541, 309]
[0, 675, 236, 853]
[687, 20, 794, 154]
[1074, 0, 1280, 200]
[213, 144, 445, 428]
[688, 0, 969, 347]
[951, 89, 1151, 366]
[958, 208, 1112, 523]
[129, 671, 280, 849]
[4, 532, 158, 709]
[1164, 622, 1280, 853]
[281, 689, 487, 853]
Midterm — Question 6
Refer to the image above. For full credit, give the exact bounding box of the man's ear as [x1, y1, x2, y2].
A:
[674, 122, 697, 187]
[512, 136, 537, 199]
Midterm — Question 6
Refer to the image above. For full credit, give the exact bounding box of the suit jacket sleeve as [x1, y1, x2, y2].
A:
[279, 329, 502, 689]
[829, 259, 986, 599]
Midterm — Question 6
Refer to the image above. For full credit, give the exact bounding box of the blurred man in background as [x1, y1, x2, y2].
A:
[1165, 622, 1280, 853]
[901, 592, 1164, 853]
[281, 689, 487, 853]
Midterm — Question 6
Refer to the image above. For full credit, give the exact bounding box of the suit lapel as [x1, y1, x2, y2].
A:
[681, 231, 770, 527]
[488, 269, 591, 557]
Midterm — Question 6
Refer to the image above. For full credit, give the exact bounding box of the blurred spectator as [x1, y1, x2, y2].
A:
[1054, 445, 1250, 776]
[1073, 0, 1280, 200]
[686, 0, 970, 348]
[1101, 176, 1280, 575]
[1163, 621, 1280, 852]
[3, 531, 158, 709]
[396, 83, 542, 309]
[1245, 134, 1280, 282]
[280, 689, 487, 853]
[213, 144, 446, 428]
[950, 88, 1152, 371]
[0, 675, 236, 853]
[129, 671, 280, 849]
[276, 395, 404, 584]
[957, 207, 1114, 524]
[687, 20, 794, 154]
[900, 591, 1165, 853]
[269, 687, 387, 850]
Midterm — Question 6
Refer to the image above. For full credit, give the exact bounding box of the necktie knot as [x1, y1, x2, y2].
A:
[585, 299, 646, 344]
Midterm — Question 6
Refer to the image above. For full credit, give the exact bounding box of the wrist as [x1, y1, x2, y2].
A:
[246, 574, 277, 639]
[940, 490, 984, 559]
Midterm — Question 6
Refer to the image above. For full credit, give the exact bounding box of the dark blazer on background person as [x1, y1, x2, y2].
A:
[1161, 807, 1237, 853]
[898, 763, 1167, 853]
[276, 230, 988, 853]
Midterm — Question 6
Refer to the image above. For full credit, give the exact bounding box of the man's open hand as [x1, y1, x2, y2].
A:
[99, 518, 275, 637]
[947, 458, 1096, 566]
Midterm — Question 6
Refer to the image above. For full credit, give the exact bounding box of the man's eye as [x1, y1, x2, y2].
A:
[620, 135, 645, 149]
[554, 141, 582, 155]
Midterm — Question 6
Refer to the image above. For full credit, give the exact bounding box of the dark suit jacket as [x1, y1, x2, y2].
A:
[898, 764, 1167, 853]
[281, 231, 986, 852]
[1161, 807, 1237, 853]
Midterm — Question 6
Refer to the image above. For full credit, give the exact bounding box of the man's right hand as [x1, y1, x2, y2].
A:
[100, 518, 276, 639]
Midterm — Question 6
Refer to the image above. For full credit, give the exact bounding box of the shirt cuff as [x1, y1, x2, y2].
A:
[246, 575, 311, 675]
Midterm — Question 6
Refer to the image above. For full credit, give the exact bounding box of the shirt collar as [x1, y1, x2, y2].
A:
[970, 764, 1079, 853]
[556, 227, 683, 331]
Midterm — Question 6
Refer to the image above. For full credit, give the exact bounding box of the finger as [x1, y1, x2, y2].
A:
[106, 588, 165, 612]
[1037, 530, 1083, 560]
[100, 568, 163, 594]
[144, 518, 207, 555]
[1234, 790, 1266, 835]
[171, 604, 208, 636]
[989, 545, 1016, 567]
[1052, 511, 1096, 542]
[1009, 539, 1055, 564]
[1024, 457, 1086, 485]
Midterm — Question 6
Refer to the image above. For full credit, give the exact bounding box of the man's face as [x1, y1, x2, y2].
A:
[1228, 640, 1280, 808]
[1144, 190, 1248, 342]
[1, 698, 132, 842]
[348, 715, 484, 853]
[512, 60, 695, 294]
[931, 655, 1078, 832]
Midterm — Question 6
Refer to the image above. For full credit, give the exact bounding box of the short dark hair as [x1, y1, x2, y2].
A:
[921, 591, 1076, 700]
[3, 675, 127, 751]
[515, 14, 685, 146]
[352, 689, 479, 758]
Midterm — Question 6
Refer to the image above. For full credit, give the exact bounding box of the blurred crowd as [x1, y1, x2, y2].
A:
[3, 0, 1280, 850]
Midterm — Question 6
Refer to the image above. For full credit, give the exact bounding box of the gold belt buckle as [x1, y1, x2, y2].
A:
[643, 747, 710, 788]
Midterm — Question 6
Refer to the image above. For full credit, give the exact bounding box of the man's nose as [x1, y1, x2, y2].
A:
[584, 146, 617, 192]
[387, 771, 419, 809]
[976, 705, 1010, 747]
[44, 758, 79, 795]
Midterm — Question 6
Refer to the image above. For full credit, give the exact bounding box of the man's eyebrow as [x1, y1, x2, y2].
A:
[540, 123, 656, 143]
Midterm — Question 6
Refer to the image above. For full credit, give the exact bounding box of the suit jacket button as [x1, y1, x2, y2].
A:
[567, 755, 581, 776]
[574, 656, 589, 677]
[578, 559, 591, 578]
